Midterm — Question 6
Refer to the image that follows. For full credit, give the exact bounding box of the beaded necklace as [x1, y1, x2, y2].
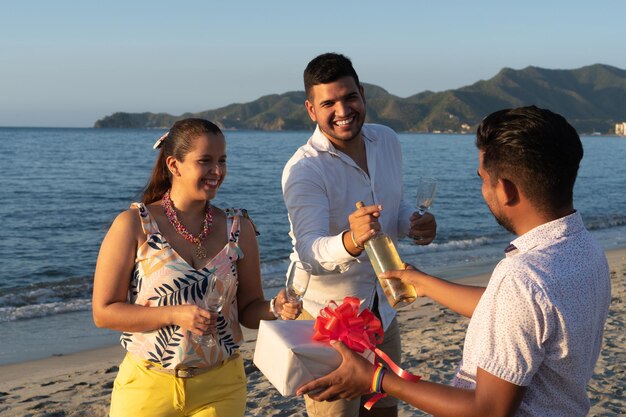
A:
[162, 189, 213, 259]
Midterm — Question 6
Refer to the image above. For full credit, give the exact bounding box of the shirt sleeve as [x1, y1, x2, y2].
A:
[282, 157, 357, 276]
[473, 268, 553, 386]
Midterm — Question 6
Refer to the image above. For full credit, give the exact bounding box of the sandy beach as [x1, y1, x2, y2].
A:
[1, 248, 624, 417]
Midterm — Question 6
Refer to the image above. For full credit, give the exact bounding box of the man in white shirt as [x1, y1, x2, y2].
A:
[297, 106, 611, 417]
[282, 52, 437, 417]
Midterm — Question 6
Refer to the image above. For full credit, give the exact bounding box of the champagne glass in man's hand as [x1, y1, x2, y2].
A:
[411, 177, 437, 241]
[416, 177, 437, 215]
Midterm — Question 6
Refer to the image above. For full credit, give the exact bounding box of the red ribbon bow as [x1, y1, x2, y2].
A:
[312, 296, 383, 352]
[312, 296, 421, 410]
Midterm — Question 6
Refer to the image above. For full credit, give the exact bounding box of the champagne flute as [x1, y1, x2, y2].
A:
[193, 273, 233, 347]
[285, 261, 312, 303]
[411, 177, 437, 241]
[416, 177, 437, 215]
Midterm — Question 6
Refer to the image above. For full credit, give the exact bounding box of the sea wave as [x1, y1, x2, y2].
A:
[0, 299, 92, 322]
[1, 223, 623, 322]
[584, 213, 626, 230]
[0, 262, 293, 322]
[397, 235, 502, 254]
[0, 275, 91, 306]
[260, 259, 291, 288]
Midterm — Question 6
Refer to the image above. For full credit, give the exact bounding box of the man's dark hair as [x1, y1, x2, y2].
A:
[303, 52, 360, 99]
[476, 105, 583, 214]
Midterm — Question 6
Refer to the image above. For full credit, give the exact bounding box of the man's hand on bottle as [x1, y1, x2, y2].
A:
[350, 203, 383, 247]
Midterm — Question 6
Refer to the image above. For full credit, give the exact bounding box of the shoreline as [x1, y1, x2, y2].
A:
[0, 248, 624, 416]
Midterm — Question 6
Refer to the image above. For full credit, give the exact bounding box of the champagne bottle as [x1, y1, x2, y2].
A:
[356, 201, 416, 308]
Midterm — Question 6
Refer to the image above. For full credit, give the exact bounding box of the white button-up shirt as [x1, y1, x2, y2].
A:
[282, 124, 414, 329]
[454, 211, 611, 416]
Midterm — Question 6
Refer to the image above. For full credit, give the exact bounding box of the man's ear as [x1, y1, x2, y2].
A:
[305, 100, 317, 122]
[497, 178, 520, 206]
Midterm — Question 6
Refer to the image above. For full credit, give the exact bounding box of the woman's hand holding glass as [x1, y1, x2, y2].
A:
[273, 289, 303, 320]
[193, 273, 235, 347]
[286, 261, 312, 303]
[276, 261, 311, 320]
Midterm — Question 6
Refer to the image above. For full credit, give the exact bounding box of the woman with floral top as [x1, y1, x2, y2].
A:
[93, 118, 300, 417]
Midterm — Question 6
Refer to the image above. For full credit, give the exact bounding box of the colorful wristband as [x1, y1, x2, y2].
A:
[370, 364, 387, 394]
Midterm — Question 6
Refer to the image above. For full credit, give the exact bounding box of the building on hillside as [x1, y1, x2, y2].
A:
[616, 122, 626, 136]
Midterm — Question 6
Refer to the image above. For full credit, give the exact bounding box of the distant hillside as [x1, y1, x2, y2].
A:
[94, 64, 626, 134]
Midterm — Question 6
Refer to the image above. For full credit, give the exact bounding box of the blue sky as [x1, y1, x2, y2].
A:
[2, 0, 625, 127]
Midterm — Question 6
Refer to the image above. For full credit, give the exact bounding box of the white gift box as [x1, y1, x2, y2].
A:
[253, 319, 374, 396]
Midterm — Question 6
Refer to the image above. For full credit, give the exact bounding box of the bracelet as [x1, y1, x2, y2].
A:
[370, 364, 387, 393]
[350, 231, 365, 250]
[269, 296, 281, 319]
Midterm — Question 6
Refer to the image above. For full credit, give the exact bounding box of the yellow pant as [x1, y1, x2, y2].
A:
[110, 352, 246, 417]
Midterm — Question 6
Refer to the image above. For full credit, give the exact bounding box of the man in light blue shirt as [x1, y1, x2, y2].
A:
[282, 52, 437, 417]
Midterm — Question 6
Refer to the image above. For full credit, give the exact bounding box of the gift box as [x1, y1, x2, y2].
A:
[254, 297, 382, 396]
[254, 297, 420, 408]
[254, 319, 370, 396]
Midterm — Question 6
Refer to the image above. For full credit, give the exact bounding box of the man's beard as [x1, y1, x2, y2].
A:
[489, 206, 516, 235]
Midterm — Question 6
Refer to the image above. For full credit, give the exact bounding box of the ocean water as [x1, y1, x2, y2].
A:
[1, 127, 625, 364]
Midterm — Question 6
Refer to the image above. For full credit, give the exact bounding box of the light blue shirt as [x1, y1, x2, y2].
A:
[454, 212, 611, 416]
[281, 124, 414, 329]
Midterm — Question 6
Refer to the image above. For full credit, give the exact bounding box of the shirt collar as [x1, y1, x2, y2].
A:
[309, 124, 376, 156]
[309, 125, 335, 154]
[504, 244, 517, 254]
[505, 211, 584, 256]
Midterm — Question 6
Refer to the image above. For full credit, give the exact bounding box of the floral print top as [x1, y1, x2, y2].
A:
[120, 203, 245, 369]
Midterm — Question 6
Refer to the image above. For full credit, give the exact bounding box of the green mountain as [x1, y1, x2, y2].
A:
[94, 64, 626, 134]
